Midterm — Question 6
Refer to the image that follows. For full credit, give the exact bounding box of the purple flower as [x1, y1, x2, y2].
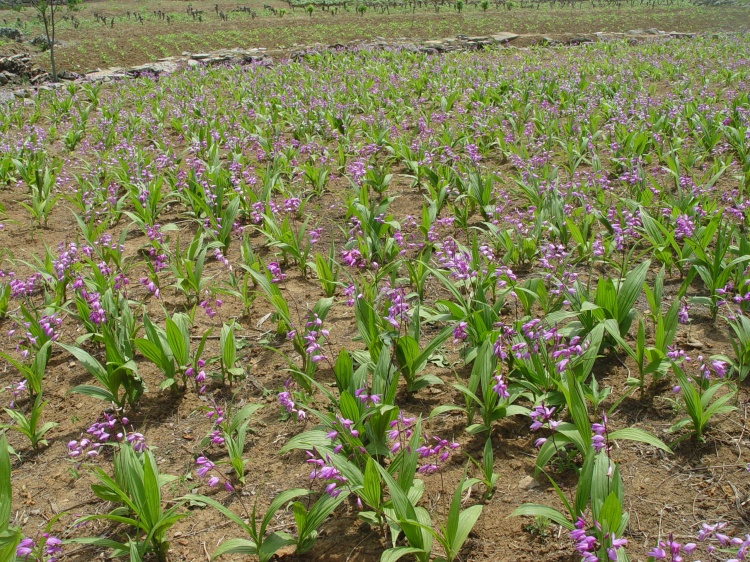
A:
[647, 546, 667, 559]
[529, 403, 556, 432]
[341, 248, 363, 268]
[678, 300, 690, 324]
[674, 214, 695, 240]
[607, 535, 627, 560]
[196, 456, 215, 477]
[16, 538, 34, 559]
[591, 413, 609, 453]
[711, 359, 728, 378]
[267, 262, 286, 283]
[453, 321, 468, 343]
[492, 373, 509, 399]
[43, 533, 63, 559]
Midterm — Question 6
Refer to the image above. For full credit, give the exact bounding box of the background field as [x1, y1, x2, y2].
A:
[0, 0, 749, 71]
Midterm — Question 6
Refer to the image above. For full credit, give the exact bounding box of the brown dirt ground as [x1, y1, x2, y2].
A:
[1, 167, 749, 562]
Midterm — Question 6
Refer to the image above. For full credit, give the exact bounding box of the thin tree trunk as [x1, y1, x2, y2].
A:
[40, 7, 57, 82]
[50, 4, 57, 81]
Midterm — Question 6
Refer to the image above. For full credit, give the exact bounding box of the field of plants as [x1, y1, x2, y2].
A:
[1, 0, 750, 72]
[1, 31, 750, 562]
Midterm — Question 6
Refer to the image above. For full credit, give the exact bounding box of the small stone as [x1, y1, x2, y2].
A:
[518, 475, 539, 490]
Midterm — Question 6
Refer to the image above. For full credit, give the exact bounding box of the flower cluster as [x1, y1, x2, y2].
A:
[416, 436, 460, 475]
[278, 379, 306, 421]
[185, 358, 207, 394]
[307, 451, 347, 497]
[354, 387, 381, 406]
[81, 289, 106, 325]
[386, 413, 416, 454]
[453, 321, 468, 343]
[140, 276, 160, 299]
[648, 533, 698, 560]
[570, 517, 627, 561]
[68, 412, 146, 459]
[267, 261, 286, 283]
[3, 380, 27, 409]
[303, 313, 329, 364]
[195, 456, 233, 491]
[199, 295, 223, 319]
[591, 413, 610, 453]
[16, 534, 63, 562]
[529, 403, 559, 448]
[492, 371, 510, 399]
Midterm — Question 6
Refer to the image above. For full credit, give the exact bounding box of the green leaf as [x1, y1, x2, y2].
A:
[299, 492, 348, 541]
[278, 430, 331, 454]
[363, 457, 382, 509]
[212, 538, 258, 559]
[395, 335, 420, 382]
[452, 504, 483, 556]
[221, 323, 237, 370]
[0, 436, 12, 530]
[598, 491, 623, 534]
[258, 532, 295, 562]
[333, 349, 353, 392]
[181, 495, 250, 534]
[510, 504, 574, 530]
[616, 259, 650, 325]
[608, 428, 672, 453]
[339, 391, 361, 424]
[57, 342, 108, 384]
[261, 489, 313, 536]
[68, 384, 116, 403]
[574, 450, 595, 517]
[375, 463, 424, 549]
[482, 438, 494, 482]
[381, 546, 426, 562]
[165, 315, 190, 367]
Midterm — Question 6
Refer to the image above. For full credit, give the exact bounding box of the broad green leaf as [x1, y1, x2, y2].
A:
[608, 428, 672, 453]
[68, 384, 116, 403]
[212, 538, 259, 559]
[381, 546, 426, 562]
[278, 430, 331, 454]
[363, 457, 382, 509]
[58, 343, 108, 384]
[510, 504, 574, 530]
[0, 436, 12, 529]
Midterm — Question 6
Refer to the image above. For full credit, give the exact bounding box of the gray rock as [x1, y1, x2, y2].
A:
[490, 33, 519, 43]
[0, 27, 21, 41]
[566, 36, 594, 45]
[30, 35, 60, 50]
[518, 475, 540, 490]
